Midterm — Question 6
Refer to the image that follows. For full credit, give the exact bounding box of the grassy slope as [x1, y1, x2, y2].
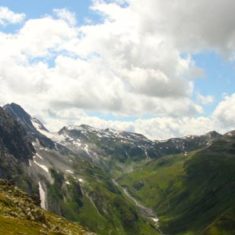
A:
[118, 138, 235, 235]
[0, 180, 91, 235]
[46, 161, 159, 235]
[118, 153, 187, 209]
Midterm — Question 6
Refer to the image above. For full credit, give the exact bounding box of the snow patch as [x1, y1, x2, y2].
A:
[78, 178, 84, 183]
[65, 169, 74, 174]
[152, 217, 159, 223]
[36, 153, 43, 160]
[34, 160, 49, 173]
[84, 144, 89, 155]
[38, 182, 46, 209]
[144, 149, 150, 160]
[31, 118, 64, 142]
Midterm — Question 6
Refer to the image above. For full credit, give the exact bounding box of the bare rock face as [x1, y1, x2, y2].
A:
[0, 107, 37, 196]
[0, 106, 34, 161]
[4, 103, 55, 148]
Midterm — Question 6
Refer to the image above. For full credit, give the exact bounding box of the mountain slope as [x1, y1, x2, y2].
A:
[0, 103, 230, 235]
[4, 103, 55, 148]
[119, 134, 235, 234]
[0, 106, 38, 195]
[55, 125, 221, 173]
[154, 131, 222, 156]
[0, 104, 160, 235]
[0, 179, 92, 235]
[0, 106, 34, 161]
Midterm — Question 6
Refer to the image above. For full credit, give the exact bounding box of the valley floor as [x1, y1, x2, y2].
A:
[112, 179, 163, 234]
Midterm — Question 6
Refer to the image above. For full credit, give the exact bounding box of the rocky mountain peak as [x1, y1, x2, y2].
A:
[0, 106, 34, 161]
[4, 103, 54, 148]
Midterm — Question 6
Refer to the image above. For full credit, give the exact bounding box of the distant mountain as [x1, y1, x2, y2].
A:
[154, 130, 222, 156]
[118, 133, 235, 235]
[224, 129, 235, 137]
[0, 103, 231, 235]
[57, 125, 158, 164]
[3, 103, 221, 165]
[55, 124, 221, 165]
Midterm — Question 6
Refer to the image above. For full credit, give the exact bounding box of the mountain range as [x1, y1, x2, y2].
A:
[0, 103, 234, 235]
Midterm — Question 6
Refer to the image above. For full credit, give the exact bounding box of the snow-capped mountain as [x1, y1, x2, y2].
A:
[0, 103, 224, 235]
[3, 103, 222, 165]
[154, 131, 222, 156]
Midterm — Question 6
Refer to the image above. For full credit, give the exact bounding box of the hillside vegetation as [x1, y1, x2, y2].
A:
[1, 103, 235, 235]
[119, 135, 235, 234]
[0, 179, 92, 235]
[46, 162, 160, 235]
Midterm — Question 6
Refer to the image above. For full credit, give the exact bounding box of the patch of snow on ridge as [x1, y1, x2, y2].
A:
[78, 178, 84, 183]
[84, 144, 89, 155]
[152, 218, 159, 223]
[36, 153, 43, 160]
[71, 139, 81, 147]
[33, 160, 49, 173]
[31, 118, 64, 142]
[66, 169, 74, 174]
[31, 118, 43, 131]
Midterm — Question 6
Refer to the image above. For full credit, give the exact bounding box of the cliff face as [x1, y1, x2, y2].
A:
[3, 103, 55, 148]
[0, 107, 36, 194]
[0, 106, 34, 161]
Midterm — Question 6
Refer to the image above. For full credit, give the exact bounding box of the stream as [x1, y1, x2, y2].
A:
[112, 179, 164, 234]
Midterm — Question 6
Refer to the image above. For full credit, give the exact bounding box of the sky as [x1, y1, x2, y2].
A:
[0, 0, 235, 139]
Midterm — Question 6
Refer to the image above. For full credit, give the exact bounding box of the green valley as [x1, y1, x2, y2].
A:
[118, 135, 235, 234]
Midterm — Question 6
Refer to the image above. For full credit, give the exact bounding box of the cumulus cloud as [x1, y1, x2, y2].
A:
[43, 95, 232, 140]
[0, 3, 199, 118]
[213, 94, 235, 130]
[0, 7, 25, 25]
[128, 0, 235, 55]
[42, 108, 215, 140]
[53, 8, 77, 26]
[0, 1, 235, 138]
[197, 94, 214, 105]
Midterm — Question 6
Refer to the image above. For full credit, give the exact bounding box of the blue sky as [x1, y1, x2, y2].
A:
[193, 52, 235, 115]
[0, 0, 92, 21]
[0, 0, 235, 139]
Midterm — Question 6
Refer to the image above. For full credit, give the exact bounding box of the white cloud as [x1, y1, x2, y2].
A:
[0, 5, 200, 119]
[1, 1, 235, 139]
[197, 94, 214, 105]
[213, 94, 235, 130]
[53, 8, 77, 26]
[42, 108, 214, 140]
[43, 95, 234, 140]
[0, 7, 25, 25]
[126, 0, 235, 55]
